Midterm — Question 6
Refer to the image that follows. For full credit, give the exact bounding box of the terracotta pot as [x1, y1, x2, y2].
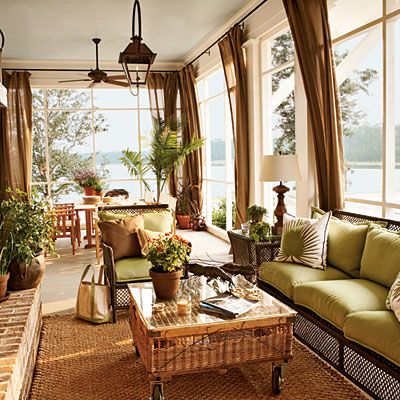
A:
[0, 273, 9, 299]
[84, 187, 96, 196]
[149, 268, 182, 299]
[95, 191, 104, 199]
[8, 254, 46, 290]
[176, 214, 191, 230]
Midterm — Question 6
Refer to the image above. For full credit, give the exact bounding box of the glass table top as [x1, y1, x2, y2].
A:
[128, 277, 296, 335]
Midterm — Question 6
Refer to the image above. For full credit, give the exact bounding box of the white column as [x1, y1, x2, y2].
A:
[294, 55, 316, 217]
[243, 38, 263, 205]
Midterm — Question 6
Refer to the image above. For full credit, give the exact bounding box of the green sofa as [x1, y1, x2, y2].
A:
[258, 210, 400, 400]
[99, 204, 175, 322]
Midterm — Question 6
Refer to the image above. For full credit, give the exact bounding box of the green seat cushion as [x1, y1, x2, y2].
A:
[293, 279, 388, 329]
[143, 211, 173, 233]
[114, 257, 152, 282]
[258, 261, 350, 299]
[344, 311, 400, 367]
[360, 224, 400, 288]
[327, 219, 368, 278]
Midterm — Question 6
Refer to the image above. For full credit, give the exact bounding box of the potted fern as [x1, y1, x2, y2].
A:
[120, 118, 204, 203]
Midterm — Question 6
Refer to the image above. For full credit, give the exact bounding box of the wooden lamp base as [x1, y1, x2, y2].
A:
[272, 182, 289, 235]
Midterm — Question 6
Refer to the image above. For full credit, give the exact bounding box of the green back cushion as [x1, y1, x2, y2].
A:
[327, 219, 368, 278]
[98, 210, 173, 233]
[360, 225, 400, 287]
[143, 211, 173, 233]
[98, 211, 130, 221]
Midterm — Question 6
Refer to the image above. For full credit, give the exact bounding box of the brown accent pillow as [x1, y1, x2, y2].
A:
[98, 215, 144, 260]
[137, 228, 162, 256]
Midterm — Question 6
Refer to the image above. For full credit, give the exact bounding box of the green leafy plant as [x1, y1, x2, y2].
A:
[176, 184, 191, 215]
[249, 221, 271, 242]
[146, 234, 192, 273]
[0, 189, 55, 274]
[212, 198, 236, 230]
[120, 118, 204, 203]
[247, 205, 268, 223]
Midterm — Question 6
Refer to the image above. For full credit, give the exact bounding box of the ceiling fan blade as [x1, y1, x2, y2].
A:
[107, 74, 127, 80]
[104, 78, 129, 87]
[58, 79, 92, 83]
[88, 81, 96, 89]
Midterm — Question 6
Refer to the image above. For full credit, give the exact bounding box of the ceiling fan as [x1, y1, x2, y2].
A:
[59, 38, 128, 87]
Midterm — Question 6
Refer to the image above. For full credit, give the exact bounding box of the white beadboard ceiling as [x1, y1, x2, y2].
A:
[0, 0, 251, 64]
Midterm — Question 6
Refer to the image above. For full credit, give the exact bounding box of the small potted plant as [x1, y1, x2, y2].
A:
[249, 221, 271, 242]
[146, 234, 191, 299]
[72, 168, 101, 196]
[0, 189, 55, 291]
[94, 181, 106, 199]
[176, 185, 191, 229]
[246, 205, 267, 223]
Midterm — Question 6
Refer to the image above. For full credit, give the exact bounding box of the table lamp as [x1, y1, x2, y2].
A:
[259, 153, 302, 234]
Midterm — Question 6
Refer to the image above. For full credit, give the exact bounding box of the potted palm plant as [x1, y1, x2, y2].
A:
[146, 234, 191, 299]
[0, 190, 55, 291]
[120, 118, 204, 203]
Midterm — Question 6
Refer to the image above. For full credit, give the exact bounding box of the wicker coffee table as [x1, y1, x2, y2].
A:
[128, 279, 297, 399]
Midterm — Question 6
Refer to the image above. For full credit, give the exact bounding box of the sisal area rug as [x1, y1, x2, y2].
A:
[29, 313, 367, 400]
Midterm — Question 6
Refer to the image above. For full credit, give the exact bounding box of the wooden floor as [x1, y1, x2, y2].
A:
[41, 229, 232, 315]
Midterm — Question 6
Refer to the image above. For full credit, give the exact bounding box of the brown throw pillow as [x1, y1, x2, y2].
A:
[99, 215, 144, 260]
[137, 228, 162, 256]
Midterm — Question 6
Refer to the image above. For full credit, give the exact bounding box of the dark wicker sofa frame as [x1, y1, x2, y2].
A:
[258, 209, 400, 400]
[100, 204, 169, 323]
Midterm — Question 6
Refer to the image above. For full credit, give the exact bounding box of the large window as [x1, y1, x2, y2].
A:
[32, 88, 153, 202]
[261, 27, 297, 216]
[329, 0, 400, 218]
[197, 68, 235, 231]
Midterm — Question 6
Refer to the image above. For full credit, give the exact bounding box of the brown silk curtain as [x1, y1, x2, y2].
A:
[0, 71, 32, 199]
[219, 26, 250, 227]
[147, 72, 179, 196]
[178, 65, 203, 215]
[283, 0, 344, 211]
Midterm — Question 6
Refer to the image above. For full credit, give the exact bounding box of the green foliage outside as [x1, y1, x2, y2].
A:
[32, 89, 109, 199]
[212, 198, 236, 230]
[270, 31, 378, 155]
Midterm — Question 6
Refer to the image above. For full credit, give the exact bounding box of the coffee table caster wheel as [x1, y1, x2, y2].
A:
[272, 366, 283, 395]
[152, 383, 164, 400]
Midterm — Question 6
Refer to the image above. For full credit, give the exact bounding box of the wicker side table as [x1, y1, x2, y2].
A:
[228, 230, 281, 271]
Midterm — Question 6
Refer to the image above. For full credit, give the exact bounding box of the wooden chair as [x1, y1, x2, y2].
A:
[52, 208, 79, 255]
[53, 203, 81, 246]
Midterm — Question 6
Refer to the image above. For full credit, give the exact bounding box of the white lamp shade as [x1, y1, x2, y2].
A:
[259, 154, 302, 182]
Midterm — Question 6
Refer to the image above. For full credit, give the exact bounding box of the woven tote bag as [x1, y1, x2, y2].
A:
[75, 265, 111, 323]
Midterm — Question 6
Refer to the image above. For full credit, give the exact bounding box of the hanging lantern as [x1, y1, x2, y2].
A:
[119, 0, 157, 96]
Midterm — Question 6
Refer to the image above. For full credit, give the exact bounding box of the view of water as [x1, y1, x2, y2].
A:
[57, 164, 397, 206]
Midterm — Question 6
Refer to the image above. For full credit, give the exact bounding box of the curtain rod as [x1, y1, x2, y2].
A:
[185, 0, 270, 67]
[2, 68, 178, 73]
[4, 0, 270, 74]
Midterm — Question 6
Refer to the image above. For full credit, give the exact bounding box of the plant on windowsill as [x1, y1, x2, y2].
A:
[120, 118, 204, 203]
[176, 185, 191, 229]
[0, 189, 55, 292]
[146, 234, 191, 299]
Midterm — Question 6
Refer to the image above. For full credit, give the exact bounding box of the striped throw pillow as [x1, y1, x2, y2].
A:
[275, 212, 331, 269]
[386, 272, 400, 322]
